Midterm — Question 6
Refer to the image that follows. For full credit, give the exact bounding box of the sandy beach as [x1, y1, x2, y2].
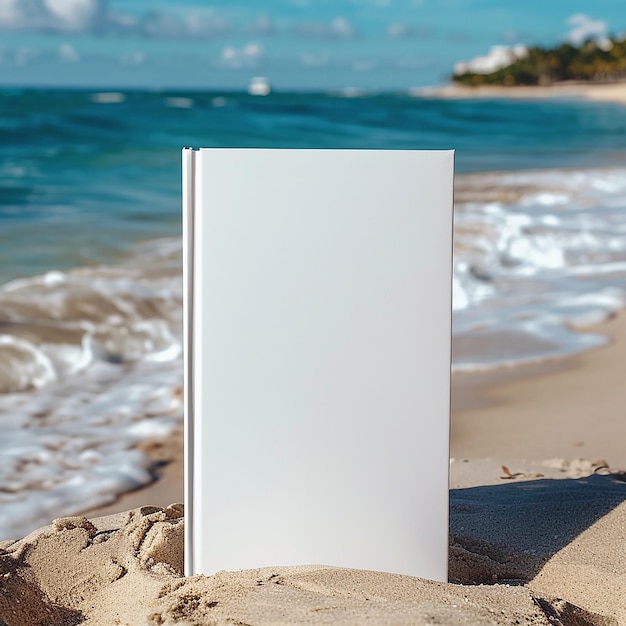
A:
[1, 311, 625, 624]
[3, 85, 626, 625]
[417, 81, 626, 106]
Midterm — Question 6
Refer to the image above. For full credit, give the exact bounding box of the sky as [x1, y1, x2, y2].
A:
[0, 0, 624, 91]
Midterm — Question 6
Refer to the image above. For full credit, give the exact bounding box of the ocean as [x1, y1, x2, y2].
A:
[2, 87, 626, 537]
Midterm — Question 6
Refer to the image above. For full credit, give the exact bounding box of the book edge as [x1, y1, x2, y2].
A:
[182, 147, 196, 576]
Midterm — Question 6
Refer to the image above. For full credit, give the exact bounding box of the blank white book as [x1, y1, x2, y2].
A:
[183, 148, 454, 582]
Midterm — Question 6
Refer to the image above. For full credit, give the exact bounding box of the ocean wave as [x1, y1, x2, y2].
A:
[453, 166, 626, 370]
[4, 89, 626, 537]
[1, 164, 626, 535]
[0, 358, 182, 538]
[3, 166, 626, 386]
[0, 239, 184, 538]
[0, 251, 181, 394]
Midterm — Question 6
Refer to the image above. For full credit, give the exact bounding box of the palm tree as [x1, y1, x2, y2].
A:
[452, 36, 626, 86]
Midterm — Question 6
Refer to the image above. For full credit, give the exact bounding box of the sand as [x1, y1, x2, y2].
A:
[3, 318, 626, 623]
[452, 314, 626, 467]
[2, 458, 625, 625]
[1, 496, 624, 626]
[417, 81, 626, 105]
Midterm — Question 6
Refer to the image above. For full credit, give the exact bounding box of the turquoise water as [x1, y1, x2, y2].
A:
[2, 88, 626, 282]
[2, 87, 626, 537]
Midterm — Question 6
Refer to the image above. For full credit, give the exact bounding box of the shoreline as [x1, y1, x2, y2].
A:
[82, 310, 626, 519]
[451, 312, 626, 468]
[81, 425, 185, 519]
[29, 311, 626, 624]
[417, 81, 626, 105]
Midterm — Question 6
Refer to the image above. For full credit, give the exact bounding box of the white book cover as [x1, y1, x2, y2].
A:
[183, 148, 454, 582]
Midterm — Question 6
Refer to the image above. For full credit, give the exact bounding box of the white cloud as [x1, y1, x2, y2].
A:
[217, 42, 264, 69]
[243, 42, 262, 57]
[184, 10, 230, 37]
[0, 1, 231, 39]
[249, 14, 276, 35]
[300, 52, 331, 68]
[0, 0, 46, 30]
[58, 42, 79, 62]
[118, 9, 231, 39]
[0, 0, 23, 26]
[352, 59, 378, 72]
[120, 50, 147, 66]
[330, 17, 355, 38]
[0, 0, 106, 32]
[454, 45, 527, 75]
[107, 11, 135, 32]
[566, 13, 607, 46]
[386, 22, 431, 39]
[596, 36, 613, 51]
[387, 22, 410, 38]
[44, 0, 104, 31]
[294, 16, 357, 39]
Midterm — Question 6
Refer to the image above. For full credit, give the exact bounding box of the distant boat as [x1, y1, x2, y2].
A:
[248, 77, 271, 96]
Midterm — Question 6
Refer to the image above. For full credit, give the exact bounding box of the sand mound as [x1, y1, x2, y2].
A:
[0, 503, 548, 625]
[1, 475, 624, 626]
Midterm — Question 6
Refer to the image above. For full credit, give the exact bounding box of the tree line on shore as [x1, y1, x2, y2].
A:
[453, 37, 626, 86]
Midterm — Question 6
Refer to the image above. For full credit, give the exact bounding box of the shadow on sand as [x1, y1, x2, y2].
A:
[449, 473, 626, 624]
[449, 472, 626, 583]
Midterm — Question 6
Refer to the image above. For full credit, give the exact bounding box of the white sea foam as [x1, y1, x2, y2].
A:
[90, 92, 126, 104]
[0, 335, 57, 392]
[165, 97, 194, 109]
[0, 241, 183, 538]
[453, 166, 626, 370]
[2, 164, 626, 536]
[0, 359, 182, 538]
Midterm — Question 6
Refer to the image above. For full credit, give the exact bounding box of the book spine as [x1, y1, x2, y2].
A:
[182, 148, 196, 576]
